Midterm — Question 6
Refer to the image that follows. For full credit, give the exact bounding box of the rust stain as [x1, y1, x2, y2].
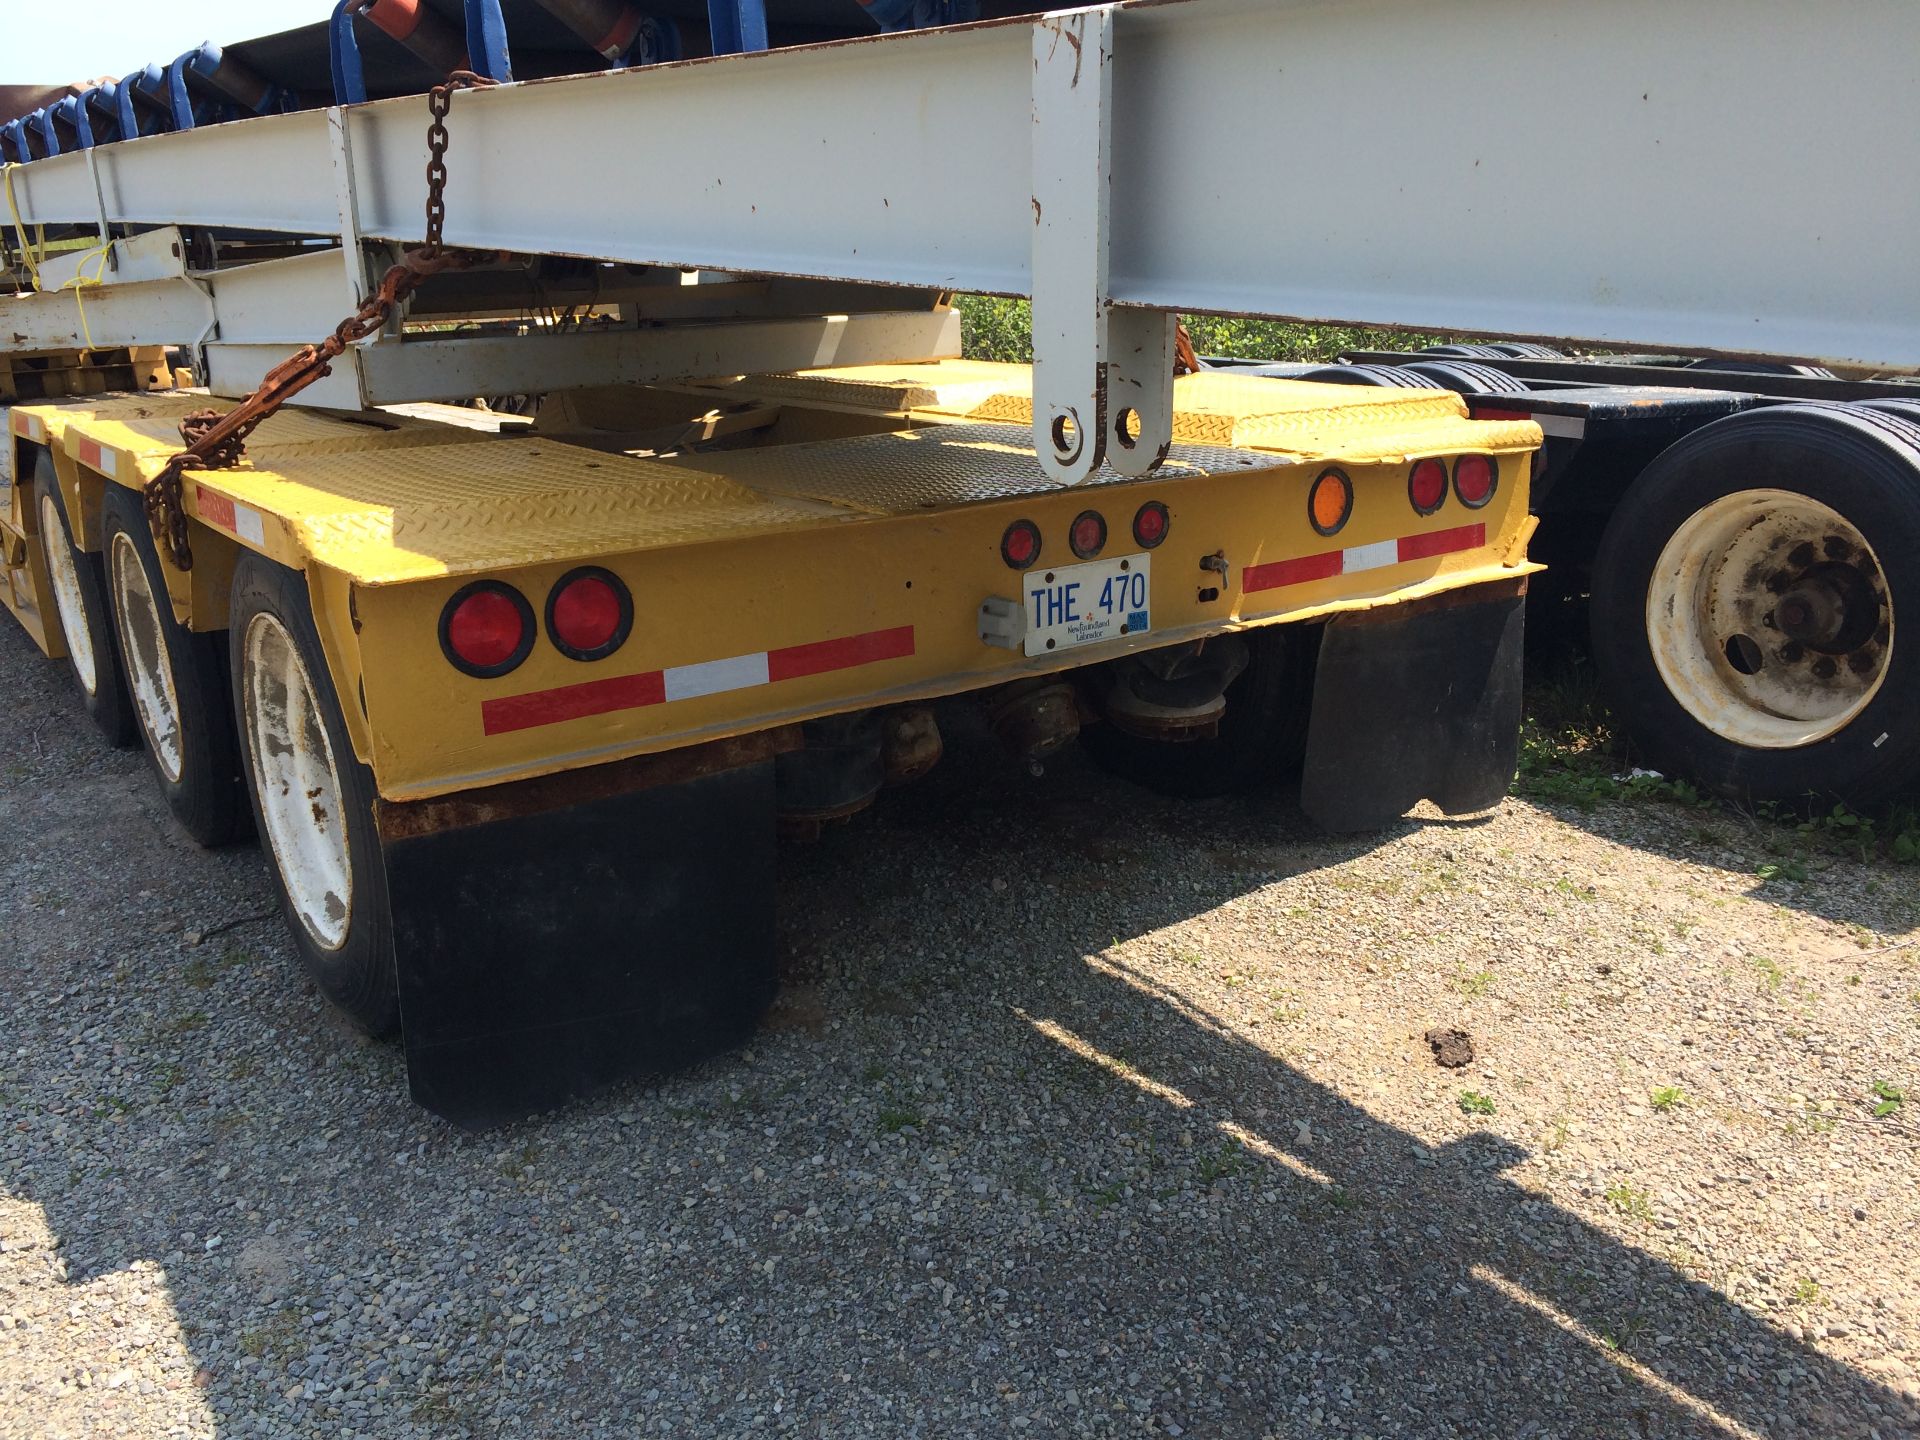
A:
[375, 727, 801, 841]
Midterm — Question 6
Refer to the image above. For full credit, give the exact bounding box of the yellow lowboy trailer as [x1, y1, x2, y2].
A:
[5, 0, 1902, 1122]
[6, 366, 1536, 1120]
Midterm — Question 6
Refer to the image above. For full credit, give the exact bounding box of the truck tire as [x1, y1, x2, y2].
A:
[30, 452, 138, 747]
[1589, 405, 1920, 805]
[1079, 626, 1317, 799]
[1294, 363, 1444, 389]
[101, 486, 250, 847]
[230, 553, 398, 1035]
[1398, 360, 1532, 396]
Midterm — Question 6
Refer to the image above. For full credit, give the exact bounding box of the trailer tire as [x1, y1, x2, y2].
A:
[100, 486, 250, 847]
[1295, 363, 1444, 390]
[1079, 627, 1317, 799]
[230, 553, 398, 1035]
[30, 452, 138, 747]
[1398, 360, 1532, 396]
[1589, 405, 1920, 806]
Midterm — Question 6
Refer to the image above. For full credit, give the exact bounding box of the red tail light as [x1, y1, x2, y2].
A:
[1409, 458, 1448, 515]
[441, 581, 534, 678]
[547, 567, 632, 661]
[1454, 455, 1498, 508]
[1069, 510, 1107, 560]
[1002, 519, 1042, 570]
[1132, 501, 1170, 549]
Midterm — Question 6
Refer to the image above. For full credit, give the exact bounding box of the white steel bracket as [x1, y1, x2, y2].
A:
[1030, 6, 1174, 485]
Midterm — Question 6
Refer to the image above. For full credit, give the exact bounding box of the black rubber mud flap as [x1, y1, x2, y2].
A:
[377, 740, 786, 1128]
[1299, 581, 1526, 832]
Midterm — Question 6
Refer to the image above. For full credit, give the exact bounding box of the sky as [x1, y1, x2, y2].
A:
[0, 1, 324, 84]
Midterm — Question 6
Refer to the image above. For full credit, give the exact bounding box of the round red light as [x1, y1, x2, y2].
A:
[1409, 458, 1448, 514]
[548, 569, 630, 660]
[1002, 520, 1042, 570]
[1454, 455, 1497, 507]
[1069, 510, 1106, 560]
[1132, 501, 1170, 549]
[442, 584, 532, 677]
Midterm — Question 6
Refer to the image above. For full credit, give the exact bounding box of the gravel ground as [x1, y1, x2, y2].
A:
[3, 612, 1918, 1440]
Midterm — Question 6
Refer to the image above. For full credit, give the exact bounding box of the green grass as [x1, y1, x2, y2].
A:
[1605, 1182, 1654, 1223]
[1514, 665, 1920, 867]
[878, 1106, 922, 1134]
[1452, 967, 1494, 998]
[954, 296, 1458, 367]
[1457, 1090, 1497, 1117]
[1650, 1086, 1687, 1113]
[1869, 1080, 1905, 1118]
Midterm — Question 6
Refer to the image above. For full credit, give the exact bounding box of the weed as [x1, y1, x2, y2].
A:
[497, 1141, 541, 1179]
[1458, 1090, 1497, 1117]
[1605, 1182, 1654, 1223]
[147, 1011, 209, 1040]
[1453, 968, 1494, 998]
[1083, 1179, 1125, 1211]
[1600, 1314, 1650, 1353]
[183, 946, 256, 990]
[1756, 859, 1810, 885]
[1790, 1276, 1824, 1307]
[1650, 1086, 1686, 1112]
[154, 1061, 187, 1095]
[1747, 956, 1784, 992]
[227, 1054, 260, 1082]
[878, 1107, 922, 1134]
[237, 1308, 302, 1361]
[1194, 1139, 1245, 1186]
[1869, 1080, 1905, 1118]
[861, 1062, 887, 1084]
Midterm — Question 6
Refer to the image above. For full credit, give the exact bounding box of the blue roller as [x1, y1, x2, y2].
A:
[332, 0, 513, 107]
[329, 0, 370, 105]
[1, 119, 29, 164]
[857, 0, 979, 31]
[28, 108, 60, 159]
[116, 64, 173, 140]
[82, 83, 125, 144]
[465, 0, 514, 81]
[707, 0, 768, 54]
[50, 96, 96, 150]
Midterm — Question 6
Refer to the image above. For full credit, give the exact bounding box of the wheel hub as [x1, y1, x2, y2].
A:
[1645, 489, 1895, 749]
[1773, 562, 1881, 654]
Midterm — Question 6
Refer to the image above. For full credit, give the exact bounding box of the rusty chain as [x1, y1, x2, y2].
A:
[145, 72, 496, 570]
[1173, 320, 1200, 377]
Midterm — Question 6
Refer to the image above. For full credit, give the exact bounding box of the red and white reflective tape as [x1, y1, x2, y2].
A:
[12, 412, 45, 443]
[1243, 522, 1486, 594]
[481, 624, 917, 736]
[194, 487, 267, 546]
[73, 437, 117, 477]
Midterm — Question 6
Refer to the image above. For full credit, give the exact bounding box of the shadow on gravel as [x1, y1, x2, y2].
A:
[1, 621, 1912, 1437]
[1512, 789, 1920, 939]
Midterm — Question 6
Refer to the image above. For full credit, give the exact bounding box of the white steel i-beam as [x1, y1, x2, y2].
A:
[5, 0, 1917, 463]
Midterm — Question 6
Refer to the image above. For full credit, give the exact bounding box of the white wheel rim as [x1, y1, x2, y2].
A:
[243, 612, 352, 950]
[109, 532, 186, 783]
[1646, 489, 1894, 749]
[39, 491, 98, 695]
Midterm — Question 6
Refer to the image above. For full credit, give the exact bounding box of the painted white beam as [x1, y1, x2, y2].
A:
[207, 308, 961, 407]
[3, 0, 1915, 371]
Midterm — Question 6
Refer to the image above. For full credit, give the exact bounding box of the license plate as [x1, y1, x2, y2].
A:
[1022, 552, 1151, 657]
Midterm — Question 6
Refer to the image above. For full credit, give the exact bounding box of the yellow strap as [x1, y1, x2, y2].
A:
[60, 241, 115, 351]
[3, 161, 47, 292]
[4, 161, 118, 349]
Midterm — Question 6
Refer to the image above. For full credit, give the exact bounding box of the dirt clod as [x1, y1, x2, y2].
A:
[1425, 1027, 1476, 1068]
